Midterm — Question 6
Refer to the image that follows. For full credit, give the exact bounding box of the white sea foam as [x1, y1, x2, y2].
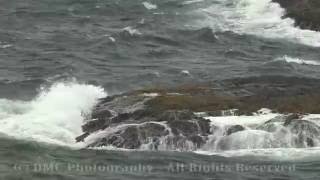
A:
[204, 110, 279, 126]
[182, 0, 204, 5]
[181, 70, 191, 76]
[142, 2, 158, 10]
[198, 0, 320, 47]
[0, 42, 13, 49]
[1, 44, 13, 48]
[275, 55, 320, 66]
[123, 26, 142, 36]
[109, 37, 116, 42]
[141, 93, 159, 97]
[0, 81, 106, 147]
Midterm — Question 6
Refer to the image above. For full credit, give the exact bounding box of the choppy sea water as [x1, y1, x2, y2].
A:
[1, 0, 320, 179]
[1, 138, 320, 180]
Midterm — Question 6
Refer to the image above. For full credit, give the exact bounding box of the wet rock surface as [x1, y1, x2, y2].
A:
[77, 90, 212, 149]
[226, 125, 245, 136]
[77, 76, 320, 150]
[258, 113, 320, 148]
[273, 0, 320, 31]
[285, 119, 320, 147]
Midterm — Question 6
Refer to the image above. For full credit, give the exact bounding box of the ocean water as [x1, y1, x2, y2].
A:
[1, 0, 320, 179]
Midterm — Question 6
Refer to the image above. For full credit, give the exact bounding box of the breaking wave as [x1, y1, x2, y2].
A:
[0, 81, 106, 147]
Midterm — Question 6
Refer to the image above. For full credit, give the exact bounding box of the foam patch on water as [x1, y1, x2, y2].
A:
[123, 26, 142, 36]
[275, 55, 320, 66]
[0, 81, 106, 147]
[182, 0, 204, 5]
[198, 0, 320, 47]
[142, 2, 158, 10]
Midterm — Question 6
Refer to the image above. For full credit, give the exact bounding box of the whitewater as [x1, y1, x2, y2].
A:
[197, 0, 320, 47]
[0, 81, 106, 147]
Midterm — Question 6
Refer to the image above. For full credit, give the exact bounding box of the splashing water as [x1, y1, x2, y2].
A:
[0, 81, 106, 147]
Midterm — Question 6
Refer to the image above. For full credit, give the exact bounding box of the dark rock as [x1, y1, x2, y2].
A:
[258, 114, 300, 132]
[157, 110, 196, 122]
[189, 135, 206, 148]
[97, 96, 117, 104]
[91, 108, 112, 120]
[138, 122, 169, 140]
[294, 134, 316, 148]
[118, 126, 141, 149]
[131, 109, 154, 120]
[262, 114, 299, 125]
[273, 0, 320, 31]
[285, 119, 320, 147]
[82, 118, 109, 133]
[148, 137, 161, 150]
[285, 119, 320, 134]
[284, 113, 302, 126]
[226, 125, 245, 135]
[88, 123, 169, 149]
[197, 119, 211, 135]
[75, 132, 90, 142]
[307, 137, 314, 147]
[207, 109, 239, 116]
[106, 126, 141, 149]
[169, 120, 199, 136]
[111, 113, 131, 124]
[206, 111, 224, 117]
[258, 122, 280, 133]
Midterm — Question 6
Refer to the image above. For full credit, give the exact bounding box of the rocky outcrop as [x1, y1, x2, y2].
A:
[77, 76, 320, 150]
[76, 91, 212, 150]
[273, 0, 320, 31]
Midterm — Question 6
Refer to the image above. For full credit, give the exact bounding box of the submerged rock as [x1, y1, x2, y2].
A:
[226, 125, 245, 136]
[284, 119, 320, 147]
[284, 113, 304, 126]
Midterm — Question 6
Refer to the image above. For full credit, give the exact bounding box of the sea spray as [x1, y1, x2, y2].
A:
[0, 81, 106, 146]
